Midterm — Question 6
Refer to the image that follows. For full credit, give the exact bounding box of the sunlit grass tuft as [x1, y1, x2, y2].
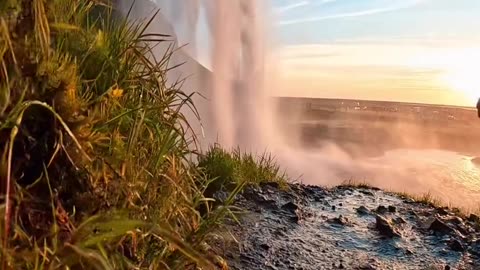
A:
[198, 144, 288, 199]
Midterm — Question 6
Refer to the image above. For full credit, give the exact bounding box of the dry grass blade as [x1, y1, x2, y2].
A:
[34, 0, 51, 57]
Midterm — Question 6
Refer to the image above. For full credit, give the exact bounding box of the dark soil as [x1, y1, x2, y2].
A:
[216, 183, 480, 270]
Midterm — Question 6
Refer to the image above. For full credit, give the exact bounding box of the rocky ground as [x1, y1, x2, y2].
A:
[213, 183, 480, 270]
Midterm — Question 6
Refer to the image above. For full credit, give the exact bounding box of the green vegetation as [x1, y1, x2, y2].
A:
[0, 0, 286, 269]
[338, 179, 377, 190]
[198, 144, 288, 198]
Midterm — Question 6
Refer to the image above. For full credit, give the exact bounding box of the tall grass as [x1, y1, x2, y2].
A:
[198, 144, 288, 199]
[0, 0, 291, 268]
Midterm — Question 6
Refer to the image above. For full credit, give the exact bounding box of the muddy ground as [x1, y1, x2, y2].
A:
[212, 183, 480, 270]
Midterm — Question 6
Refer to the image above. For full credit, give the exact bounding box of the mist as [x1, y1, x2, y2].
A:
[118, 0, 480, 210]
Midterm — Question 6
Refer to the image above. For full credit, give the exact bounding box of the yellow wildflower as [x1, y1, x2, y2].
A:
[110, 88, 124, 98]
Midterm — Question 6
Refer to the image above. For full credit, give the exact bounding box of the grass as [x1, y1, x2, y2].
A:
[337, 180, 476, 216]
[0, 0, 287, 269]
[338, 179, 380, 190]
[198, 144, 288, 198]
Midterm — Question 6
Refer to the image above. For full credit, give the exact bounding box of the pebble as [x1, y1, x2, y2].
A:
[376, 205, 388, 214]
[356, 206, 370, 215]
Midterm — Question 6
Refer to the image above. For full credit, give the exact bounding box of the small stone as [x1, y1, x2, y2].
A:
[376, 205, 388, 214]
[405, 249, 413, 255]
[329, 215, 350, 226]
[429, 218, 454, 235]
[339, 203, 343, 207]
[445, 265, 451, 270]
[394, 217, 407, 225]
[449, 239, 465, 252]
[359, 264, 376, 270]
[356, 206, 370, 215]
[437, 207, 449, 215]
[388, 206, 396, 213]
[359, 190, 375, 196]
[260, 243, 270, 250]
[375, 215, 401, 237]
[281, 202, 299, 212]
[447, 216, 463, 225]
[339, 263, 345, 269]
[332, 205, 336, 211]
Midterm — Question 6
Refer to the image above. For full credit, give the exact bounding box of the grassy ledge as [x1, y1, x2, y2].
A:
[0, 1, 286, 269]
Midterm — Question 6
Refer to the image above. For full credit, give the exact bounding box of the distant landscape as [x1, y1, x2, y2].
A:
[276, 97, 480, 158]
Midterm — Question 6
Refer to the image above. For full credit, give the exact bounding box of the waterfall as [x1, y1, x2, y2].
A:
[116, 0, 272, 152]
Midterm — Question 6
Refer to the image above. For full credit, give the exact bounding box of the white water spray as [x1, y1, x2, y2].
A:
[118, 0, 480, 209]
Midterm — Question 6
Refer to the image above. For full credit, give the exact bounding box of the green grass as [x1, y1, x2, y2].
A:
[0, 0, 287, 269]
[338, 179, 378, 190]
[198, 144, 288, 198]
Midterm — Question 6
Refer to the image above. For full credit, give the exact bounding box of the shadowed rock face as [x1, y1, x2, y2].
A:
[216, 183, 480, 270]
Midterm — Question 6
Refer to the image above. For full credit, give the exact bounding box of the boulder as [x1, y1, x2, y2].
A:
[375, 215, 401, 237]
[429, 218, 454, 235]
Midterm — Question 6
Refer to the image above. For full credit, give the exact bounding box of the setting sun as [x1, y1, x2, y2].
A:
[441, 67, 480, 101]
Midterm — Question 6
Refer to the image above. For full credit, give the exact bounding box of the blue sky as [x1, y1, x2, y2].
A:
[273, 0, 480, 45]
[272, 0, 480, 106]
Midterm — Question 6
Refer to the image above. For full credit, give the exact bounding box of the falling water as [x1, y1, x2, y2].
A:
[117, 0, 480, 210]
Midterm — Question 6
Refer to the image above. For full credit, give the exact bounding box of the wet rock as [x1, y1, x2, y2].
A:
[281, 202, 299, 212]
[358, 264, 377, 270]
[388, 206, 396, 213]
[468, 214, 480, 223]
[263, 182, 280, 189]
[213, 190, 230, 203]
[449, 239, 465, 252]
[446, 216, 463, 225]
[437, 207, 449, 216]
[375, 215, 401, 237]
[376, 205, 388, 214]
[329, 215, 350, 226]
[408, 210, 418, 217]
[332, 205, 336, 211]
[469, 238, 480, 254]
[359, 189, 375, 196]
[259, 243, 270, 250]
[429, 218, 454, 235]
[454, 223, 470, 236]
[356, 206, 370, 216]
[393, 217, 407, 225]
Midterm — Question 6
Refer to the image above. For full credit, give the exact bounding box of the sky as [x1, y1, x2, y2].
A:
[272, 0, 480, 106]
[154, 0, 480, 107]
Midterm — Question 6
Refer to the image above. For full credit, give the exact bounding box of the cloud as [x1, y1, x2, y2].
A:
[274, 0, 340, 14]
[278, 0, 425, 25]
[275, 1, 310, 13]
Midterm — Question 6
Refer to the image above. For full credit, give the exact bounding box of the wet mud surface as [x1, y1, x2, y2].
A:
[218, 183, 480, 270]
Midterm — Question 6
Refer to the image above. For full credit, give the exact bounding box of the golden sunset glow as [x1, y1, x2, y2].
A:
[441, 68, 479, 101]
[277, 44, 480, 107]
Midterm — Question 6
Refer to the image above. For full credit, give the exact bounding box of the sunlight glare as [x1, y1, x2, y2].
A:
[441, 67, 480, 101]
